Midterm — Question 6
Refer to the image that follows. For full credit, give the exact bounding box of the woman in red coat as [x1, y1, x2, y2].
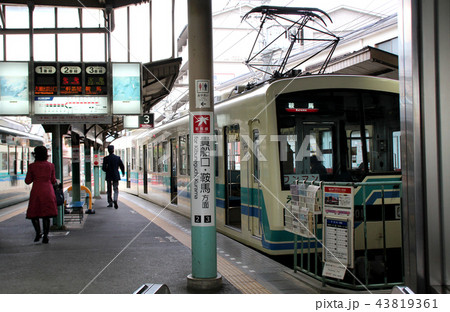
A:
[25, 146, 57, 244]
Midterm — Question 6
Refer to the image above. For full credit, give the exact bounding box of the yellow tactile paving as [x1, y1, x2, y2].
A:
[120, 197, 272, 294]
[0, 205, 27, 222]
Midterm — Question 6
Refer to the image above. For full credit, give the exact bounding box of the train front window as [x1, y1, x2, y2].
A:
[276, 88, 400, 190]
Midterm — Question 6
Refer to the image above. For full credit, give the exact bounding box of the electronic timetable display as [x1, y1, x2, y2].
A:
[33, 62, 109, 115]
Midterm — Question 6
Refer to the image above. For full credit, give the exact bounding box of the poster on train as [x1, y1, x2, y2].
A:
[190, 111, 215, 226]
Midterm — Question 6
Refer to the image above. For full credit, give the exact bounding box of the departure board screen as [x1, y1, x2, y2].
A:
[34, 63, 57, 95]
[60, 64, 82, 95]
[85, 64, 107, 95]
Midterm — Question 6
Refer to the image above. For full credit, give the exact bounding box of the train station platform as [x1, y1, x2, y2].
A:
[0, 192, 323, 295]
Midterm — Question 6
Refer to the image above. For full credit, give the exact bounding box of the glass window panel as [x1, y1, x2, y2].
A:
[57, 34, 80, 61]
[6, 35, 29, 61]
[0, 37, 4, 60]
[110, 8, 128, 62]
[82, 8, 105, 27]
[152, 0, 172, 60]
[5, 6, 29, 28]
[130, 5, 150, 62]
[57, 8, 80, 28]
[83, 34, 105, 62]
[34, 7, 55, 28]
[34, 34, 56, 61]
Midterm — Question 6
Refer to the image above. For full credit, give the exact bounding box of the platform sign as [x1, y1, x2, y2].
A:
[85, 63, 108, 95]
[0, 62, 30, 115]
[139, 113, 154, 128]
[190, 111, 215, 226]
[195, 79, 210, 108]
[112, 63, 141, 115]
[60, 63, 82, 95]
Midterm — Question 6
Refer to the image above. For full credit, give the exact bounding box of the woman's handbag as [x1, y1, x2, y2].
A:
[54, 182, 65, 206]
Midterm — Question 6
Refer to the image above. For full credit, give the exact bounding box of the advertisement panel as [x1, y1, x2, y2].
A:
[112, 63, 141, 115]
[0, 62, 29, 115]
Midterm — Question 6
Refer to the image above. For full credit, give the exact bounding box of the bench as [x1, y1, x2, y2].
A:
[65, 201, 85, 223]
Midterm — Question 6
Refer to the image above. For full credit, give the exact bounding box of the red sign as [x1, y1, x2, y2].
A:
[93, 154, 100, 166]
[285, 108, 319, 113]
[193, 114, 211, 134]
[324, 186, 352, 194]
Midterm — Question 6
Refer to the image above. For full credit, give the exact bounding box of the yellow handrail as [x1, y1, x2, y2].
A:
[66, 185, 92, 212]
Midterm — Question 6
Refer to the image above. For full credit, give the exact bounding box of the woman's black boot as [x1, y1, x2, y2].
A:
[31, 218, 42, 242]
[42, 217, 50, 244]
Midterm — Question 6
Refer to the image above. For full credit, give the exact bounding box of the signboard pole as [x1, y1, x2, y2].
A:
[187, 0, 222, 291]
[71, 131, 81, 203]
[50, 124, 64, 228]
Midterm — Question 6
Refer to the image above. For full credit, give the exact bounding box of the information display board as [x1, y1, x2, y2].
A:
[85, 63, 108, 95]
[60, 63, 82, 95]
[34, 96, 108, 115]
[112, 63, 141, 115]
[322, 185, 354, 279]
[34, 63, 57, 95]
[32, 62, 109, 116]
[0, 62, 29, 115]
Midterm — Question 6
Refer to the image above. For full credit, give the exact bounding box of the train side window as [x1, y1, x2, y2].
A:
[253, 129, 260, 181]
[179, 135, 187, 175]
[162, 141, 169, 172]
[349, 129, 371, 171]
[187, 134, 190, 176]
[157, 143, 162, 172]
[147, 144, 153, 173]
[131, 147, 136, 171]
[0, 144, 8, 173]
[8, 145, 16, 175]
[392, 131, 401, 171]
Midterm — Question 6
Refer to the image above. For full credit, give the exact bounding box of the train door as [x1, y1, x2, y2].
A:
[143, 144, 148, 194]
[170, 138, 177, 205]
[126, 147, 131, 188]
[224, 125, 241, 229]
[249, 127, 262, 238]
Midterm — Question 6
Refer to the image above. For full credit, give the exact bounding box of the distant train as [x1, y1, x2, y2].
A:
[115, 74, 402, 268]
[0, 119, 45, 209]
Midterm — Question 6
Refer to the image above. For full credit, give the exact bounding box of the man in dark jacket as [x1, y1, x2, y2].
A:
[102, 145, 125, 209]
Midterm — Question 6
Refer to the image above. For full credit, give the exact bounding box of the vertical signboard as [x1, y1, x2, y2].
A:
[112, 63, 141, 114]
[0, 62, 29, 115]
[190, 111, 214, 226]
[322, 186, 354, 279]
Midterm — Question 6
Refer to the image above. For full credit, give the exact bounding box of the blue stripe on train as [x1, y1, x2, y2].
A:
[366, 190, 400, 205]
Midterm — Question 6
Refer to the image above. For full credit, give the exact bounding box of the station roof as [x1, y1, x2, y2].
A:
[306, 46, 398, 79]
[1, 0, 149, 9]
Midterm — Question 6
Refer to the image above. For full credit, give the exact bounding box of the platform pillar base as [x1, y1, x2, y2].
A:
[187, 274, 222, 291]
